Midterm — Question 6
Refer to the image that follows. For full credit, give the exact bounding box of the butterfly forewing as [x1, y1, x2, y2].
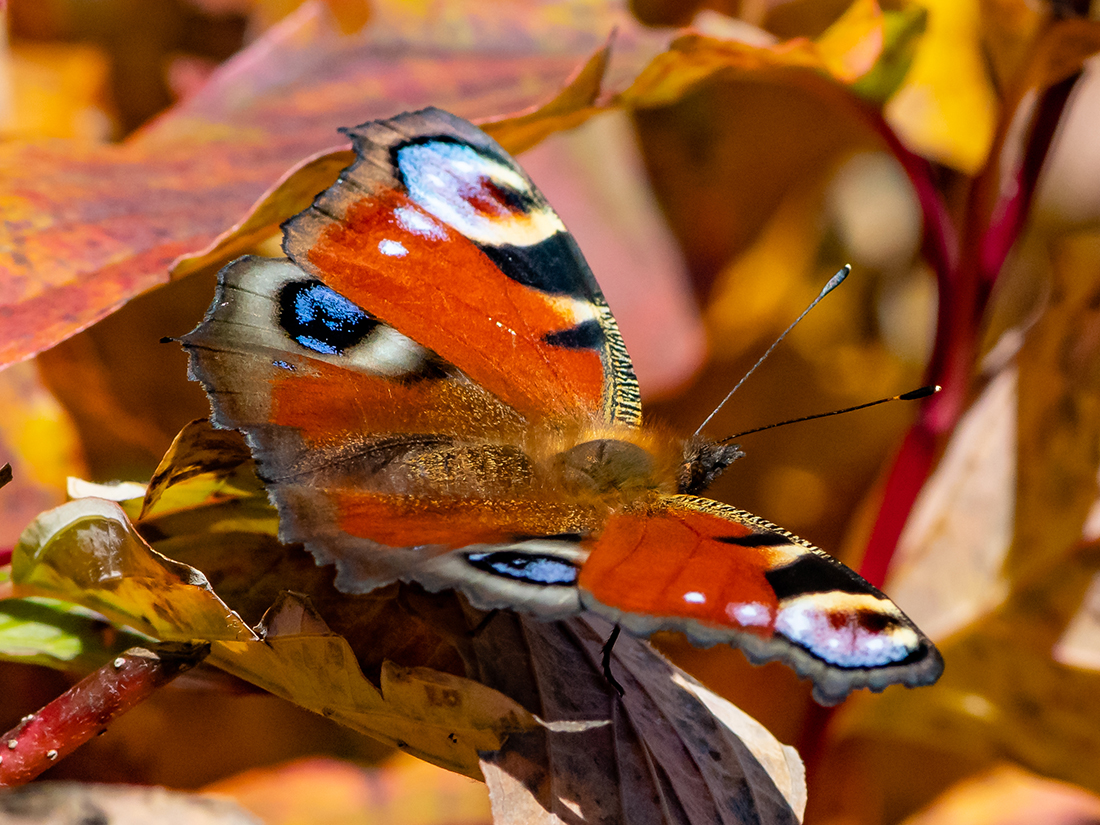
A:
[284, 107, 641, 427]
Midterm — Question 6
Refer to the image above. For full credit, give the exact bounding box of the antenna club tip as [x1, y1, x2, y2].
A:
[899, 385, 939, 401]
[821, 264, 852, 296]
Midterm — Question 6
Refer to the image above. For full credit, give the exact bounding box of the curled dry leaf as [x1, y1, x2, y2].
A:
[618, 0, 889, 111]
[463, 612, 805, 825]
[13, 497, 255, 644]
[9, 491, 537, 778]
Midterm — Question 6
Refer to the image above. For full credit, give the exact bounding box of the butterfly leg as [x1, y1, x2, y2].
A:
[467, 609, 500, 638]
[600, 624, 625, 697]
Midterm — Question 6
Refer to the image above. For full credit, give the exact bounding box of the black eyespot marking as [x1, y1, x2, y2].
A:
[465, 551, 578, 586]
[764, 554, 879, 600]
[278, 280, 376, 355]
[716, 533, 795, 548]
[544, 320, 604, 351]
[509, 533, 586, 543]
[478, 233, 598, 297]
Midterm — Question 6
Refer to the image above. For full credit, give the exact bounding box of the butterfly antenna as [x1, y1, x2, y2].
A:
[719, 385, 939, 443]
[693, 264, 851, 437]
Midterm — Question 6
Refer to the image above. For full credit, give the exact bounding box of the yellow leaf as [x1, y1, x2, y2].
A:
[211, 596, 536, 779]
[12, 498, 255, 643]
[12, 497, 539, 779]
[885, 0, 998, 173]
[814, 0, 885, 84]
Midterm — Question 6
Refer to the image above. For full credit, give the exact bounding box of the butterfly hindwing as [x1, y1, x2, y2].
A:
[577, 496, 941, 705]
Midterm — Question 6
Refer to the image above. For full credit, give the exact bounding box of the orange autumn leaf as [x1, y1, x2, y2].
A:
[175, 34, 617, 282]
[0, 0, 654, 371]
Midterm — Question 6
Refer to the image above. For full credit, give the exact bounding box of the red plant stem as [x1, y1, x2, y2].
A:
[1, 465, 12, 569]
[870, 119, 958, 280]
[857, 71, 1083, 587]
[978, 73, 1079, 298]
[0, 643, 209, 787]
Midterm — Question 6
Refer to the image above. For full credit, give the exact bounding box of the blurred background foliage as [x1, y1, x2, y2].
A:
[2, 0, 1100, 823]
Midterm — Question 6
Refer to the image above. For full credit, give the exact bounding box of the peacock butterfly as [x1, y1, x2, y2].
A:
[181, 108, 943, 705]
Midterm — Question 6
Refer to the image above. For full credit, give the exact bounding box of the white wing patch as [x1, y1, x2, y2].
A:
[398, 141, 566, 248]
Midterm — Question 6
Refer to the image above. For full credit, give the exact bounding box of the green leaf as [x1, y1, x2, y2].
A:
[0, 595, 151, 671]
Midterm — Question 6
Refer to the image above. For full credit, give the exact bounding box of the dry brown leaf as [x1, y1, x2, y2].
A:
[453, 609, 805, 824]
[822, 232, 1100, 803]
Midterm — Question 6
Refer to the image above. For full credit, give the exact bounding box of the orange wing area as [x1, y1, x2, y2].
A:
[288, 189, 607, 424]
[330, 491, 597, 549]
[270, 358, 524, 444]
[578, 501, 784, 636]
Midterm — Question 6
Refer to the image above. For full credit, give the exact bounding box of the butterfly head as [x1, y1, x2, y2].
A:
[677, 438, 745, 496]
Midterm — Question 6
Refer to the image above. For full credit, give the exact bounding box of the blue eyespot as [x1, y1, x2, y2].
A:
[278, 280, 375, 355]
[466, 551, 578, 586]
